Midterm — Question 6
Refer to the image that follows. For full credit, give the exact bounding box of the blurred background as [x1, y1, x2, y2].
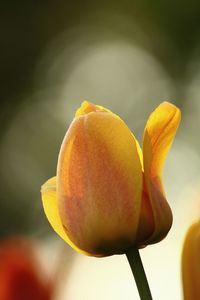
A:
[1, 1, 200, 299]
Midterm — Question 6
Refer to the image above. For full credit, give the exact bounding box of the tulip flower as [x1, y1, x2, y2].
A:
[41, 101, 180, 257]
[182, 221, 200, 300]
[0, 237, 52, 300]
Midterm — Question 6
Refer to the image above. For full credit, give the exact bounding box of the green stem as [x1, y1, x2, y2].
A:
[126, 247, 153, 300]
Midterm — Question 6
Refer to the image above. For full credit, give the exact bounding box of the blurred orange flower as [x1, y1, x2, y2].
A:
[182, 221, 200, 300]
[41, 101, 181, 256]
[0, 237, 52, 300]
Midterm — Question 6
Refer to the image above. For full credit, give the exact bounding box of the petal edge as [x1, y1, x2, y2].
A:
[41, 177, 91, 256]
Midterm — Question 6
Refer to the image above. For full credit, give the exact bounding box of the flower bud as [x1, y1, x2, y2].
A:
[41, 101, 180, 256]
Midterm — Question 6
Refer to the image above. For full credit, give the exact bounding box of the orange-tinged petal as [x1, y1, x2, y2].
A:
[57, 106, 143, 256]
[75, 100, 111, 117]
[142, 102, 181, 244]
[41, 177, 90, 256]
[182, 221, 200, 300]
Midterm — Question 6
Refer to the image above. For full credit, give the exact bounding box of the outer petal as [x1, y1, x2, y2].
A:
[182, 221, 200, 300]
[57, 103, 143, 256]
[142, 102, 181, 244]
[41, 177, 90, 256]
[75, 100, 112, 116]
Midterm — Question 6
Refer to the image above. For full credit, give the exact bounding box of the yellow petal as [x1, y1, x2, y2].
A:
[182, 221, 200, 300]
[41, 177, 90, 256]
[75, 100, 111, 117]
[143, 101, 181, 181]
[142, 101, 181, 243]
[57, 106, 143, 255]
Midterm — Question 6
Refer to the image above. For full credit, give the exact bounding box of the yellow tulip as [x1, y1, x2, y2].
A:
[41, 101, 181, 256]
[182, 221, 200, 300]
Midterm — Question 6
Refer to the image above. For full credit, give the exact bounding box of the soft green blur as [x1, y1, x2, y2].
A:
[1, 2, 200, 299]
